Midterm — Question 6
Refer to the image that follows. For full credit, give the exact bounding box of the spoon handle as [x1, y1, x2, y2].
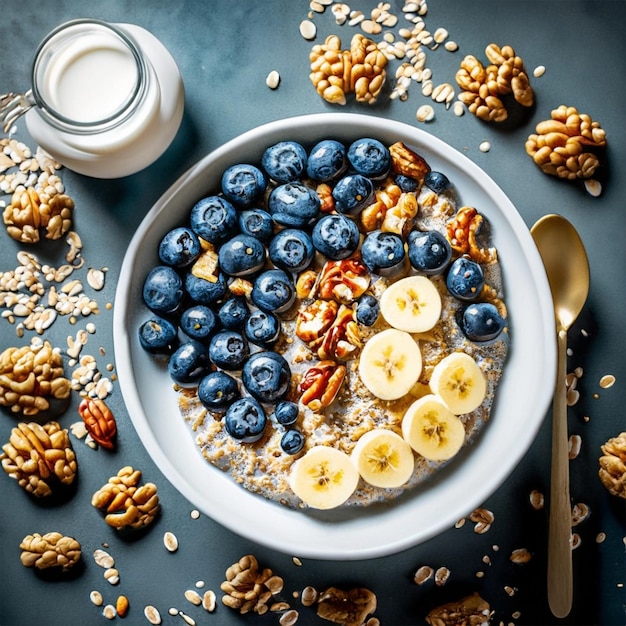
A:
[547, 329, 573, 617]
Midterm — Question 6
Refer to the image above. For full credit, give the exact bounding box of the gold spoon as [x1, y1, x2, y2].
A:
[531, 214, 590, 618]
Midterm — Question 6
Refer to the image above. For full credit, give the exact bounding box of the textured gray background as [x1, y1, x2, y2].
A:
[1, 1, 624, 625]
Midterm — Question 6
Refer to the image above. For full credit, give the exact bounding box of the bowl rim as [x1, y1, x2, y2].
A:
[114, 112, 556, 560]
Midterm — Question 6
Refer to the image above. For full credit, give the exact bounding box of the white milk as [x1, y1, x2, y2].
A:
[26, 20, 184, 178]
[43, 34, 139, 123]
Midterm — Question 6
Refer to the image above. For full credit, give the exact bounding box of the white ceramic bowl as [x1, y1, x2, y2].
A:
[114, 113, 556, 560]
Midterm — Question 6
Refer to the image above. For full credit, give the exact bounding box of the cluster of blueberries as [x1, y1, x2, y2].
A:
[139, 137, 505, 453]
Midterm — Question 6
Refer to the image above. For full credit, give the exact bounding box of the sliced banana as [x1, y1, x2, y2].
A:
[289, 445, 359, 509]
[380, 275, 442, 333]
[358, 328, 422, 400]
[402, 394, 466, 461]
[351, 428, 415, 488]
[429, 352, 487, 414]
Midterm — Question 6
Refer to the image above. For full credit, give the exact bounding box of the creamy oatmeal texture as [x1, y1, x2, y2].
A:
[177, 175, 509, 509]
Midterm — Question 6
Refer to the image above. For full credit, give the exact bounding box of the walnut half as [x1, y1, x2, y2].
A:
[20, 532, 81, 572]
[316, 586, 377, 626]
[425, 592, 492, 626]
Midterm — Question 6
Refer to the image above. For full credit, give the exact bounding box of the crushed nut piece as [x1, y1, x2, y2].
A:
[300, 360, 346, 411]
[598, 432, 626, 498]
[20, 531, 81, 571]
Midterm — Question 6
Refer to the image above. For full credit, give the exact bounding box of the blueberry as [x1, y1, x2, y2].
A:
[142, 266, 184, 314]
[268, 182, 321, 229]
[138, 316, 179, 355]
[158, 226, 201, 268]
[208, 330, 249, 370]
[168, 340, 210, 386]
[238, 208, 274, 244]
[360, 230, 407, 278]
[221, 163, 266, 208]
[217, 297, 249, 330]
[261, 141, 308, 183]
[347, 138, 391, 179]
[180, 304, 218, 341]
[218, 234, 266, 277]
[190, 196, 238, 245]
[311, 214, 360, 260]
[271, 400, 299, 426]
[446, 256, 485, 301]
[268, 229, 314, 273]
[394, 174, 421, 193]
[198, 371, 240, 412]
[242, 351, 291, 403]
[224, 397, 267, 443]
[306, 139, 348, 182]
[280, 430, 305, 455]
[244, 309, 281, 347]
[407, 229, 452, 275]
[251, 269, 296, 313]
[355, 293, 380, 327]
[332, 174, 375, 216]
[459, 302, 506, 342]
[185, 271, 227, 305]
[424, 171, 451, 194]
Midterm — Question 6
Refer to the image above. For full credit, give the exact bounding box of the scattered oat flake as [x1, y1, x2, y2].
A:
[299, 20, 317, 40]
[599, 374, 615, 389]
[479, 141, 491, 153]
[533, 65, 546, 78]
[416, 104, 435, 122]
[266, 70, 281, 90]
[596, 532, 606, 543]
[163, 531, 178, 552]
[584, 179, 602, 197]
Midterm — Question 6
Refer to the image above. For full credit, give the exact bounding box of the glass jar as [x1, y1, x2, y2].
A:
[25, 19, 184, 178]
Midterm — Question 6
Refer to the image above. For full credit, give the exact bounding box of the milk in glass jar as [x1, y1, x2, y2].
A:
[25, 19, 184, 178]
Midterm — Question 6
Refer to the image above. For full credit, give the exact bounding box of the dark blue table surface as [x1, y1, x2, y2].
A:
[1, 2, 624, 625]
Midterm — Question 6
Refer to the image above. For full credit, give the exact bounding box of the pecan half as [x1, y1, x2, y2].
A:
[296, 299, 339, 345]
[314, 258, 370, 304]
[78, 397, 117, 450]
[300, 361, 346, 412]
[317, 304, 361, 361]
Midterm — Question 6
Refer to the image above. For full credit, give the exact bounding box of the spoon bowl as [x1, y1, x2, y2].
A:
[531, 213, 590, 618]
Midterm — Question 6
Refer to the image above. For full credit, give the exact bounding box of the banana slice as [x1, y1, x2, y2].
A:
[289, 445, 359, 509]
[380, 276, 442, 333]
[351, 428, 415, 488]
[429, 352, 487, 414]
[402, 394, 466, 461]
[358, 328, 422, 400]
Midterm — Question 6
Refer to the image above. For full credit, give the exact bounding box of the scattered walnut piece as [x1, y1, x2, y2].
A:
[425, 592, 492, 626]
[3, 186, 74, 243]
[1, 421, 77, 497]
[220, 554, 285, 615]
[20, 531, 81, 572]
[0, 340, 71, 417]
[91, 466, 160, 531]
[598, 431, 626, 498]
[525, 105, 607, 180]
[446, 206, 497, 264]
[316, 586, 377, 626]
[78, 397, 117, 450]
[310, 34, 387, 105]
[456, 43, 533, 122]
